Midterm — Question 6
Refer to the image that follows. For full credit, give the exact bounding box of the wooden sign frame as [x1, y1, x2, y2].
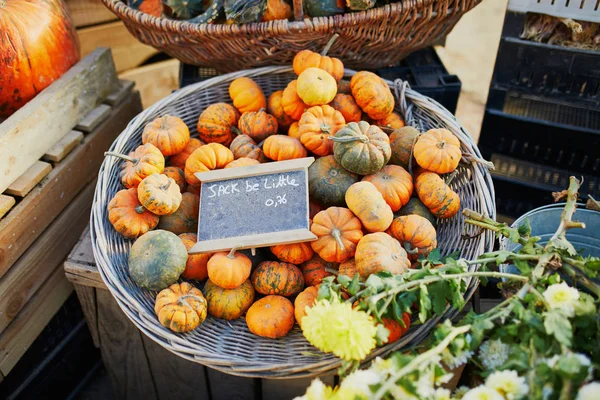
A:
[189, 157, 317, 254]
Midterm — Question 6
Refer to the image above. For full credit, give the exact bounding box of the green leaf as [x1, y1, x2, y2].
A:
[544, 309, 573, 347]
[346, 274, 361, 296]
[470, 318, 495, 349]
[419, 284, 432, 323]
[442, 250, 461, 263]
[548, 237, 577, 256]
[513, 259, 532, 275]
[365, 274, 384, 291]
[517, 218, 532, 237]
[337, 274, 352, 287]
[429, 281, 452, 315]
[574, 292, 596, 316]
[426, 249, 442, 264]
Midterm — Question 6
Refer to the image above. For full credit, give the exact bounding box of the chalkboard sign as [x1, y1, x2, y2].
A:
[189, 158, 317, 254]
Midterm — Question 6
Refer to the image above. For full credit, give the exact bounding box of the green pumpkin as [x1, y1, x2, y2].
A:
[346, 0, 376, 11]
[164, 0, 205, 19]
[303, 0, 345, 17]
[187, 0, 224, 23]
[203, 279, 255, 320]
[395, 198, 437, 228]
[389, 126, 420, 169]
[224, 0, 267, 23]
[128, 230, 187, 290]
[308, 155, 360, 208]
[332, 121, 391, 175]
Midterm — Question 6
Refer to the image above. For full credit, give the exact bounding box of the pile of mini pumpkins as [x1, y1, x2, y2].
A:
[105, 43, 462, 339]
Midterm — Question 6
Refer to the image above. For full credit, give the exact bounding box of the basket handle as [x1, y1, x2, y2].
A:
[293, 0, 304, 21]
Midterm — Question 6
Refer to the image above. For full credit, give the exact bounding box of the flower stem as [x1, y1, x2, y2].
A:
[549, 176, 584, 244]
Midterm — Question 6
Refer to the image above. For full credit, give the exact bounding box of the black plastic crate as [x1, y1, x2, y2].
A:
[179, 47, 462, 114]
[493, 177, 559, 220]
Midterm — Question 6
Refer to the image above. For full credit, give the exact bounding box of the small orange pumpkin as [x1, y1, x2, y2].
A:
[415, 171, 461, 219]
[142, 115, 190, 156]
[350, 71, 395, 120]
[207, 249, 252, 289]
[330, 93, 362, 123]
[355, 232, 410, 279]
[263, 135, 307, 161]
[137, 173, 182, 216]
[388, 215, 437, 261]
[413, 128, 462, 174]
[297, 67, 338, 106]
[293, 38, 344, 82]
[108, 188, 159, 239]
[105, 143, 165, 189]
[267, 90, 295, 130]
[197, 103, 240, 146]
[261, 0, 292, 21]
[204, 279, 255, 320]
[299, 105, 345, 156]
[271, 242, 314, 265]
[179, 233, 210, 281]
[238, 109, 279, 143]
[185, 143, 234, 186]
[300, 256, 335, 287]
[287, 121, 301, 139]
[382, 313, 411, 344]
[375, 112, 405, 131]
[225, 157, 260, 169]
[389, 126, 420, 169]
[168, 138, 205, 170]
[337, 79, 351, 94]
[310, 207, 363, 263]
[157, 192, 199, 234]
[155, 282, 207, 333]
[294, 286, 318, 327]
[246, 295, 294, 338]
[362, 165, 413, 212]
[338, 258, 358, 278]
[281, 80, 309, 120]
[230, 134, 266, 162]
[251, 261, 304, 296]
[345, 181, 394, 232]
[229, 77, 266, 113]
[162, 166, 186, 192]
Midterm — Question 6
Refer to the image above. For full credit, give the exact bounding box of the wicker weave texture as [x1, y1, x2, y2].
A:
[102, 0, 481, 72]
[91, 66, 495, 378]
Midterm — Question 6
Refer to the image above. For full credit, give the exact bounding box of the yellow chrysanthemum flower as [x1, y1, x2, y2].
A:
[301, 299, 377, 361]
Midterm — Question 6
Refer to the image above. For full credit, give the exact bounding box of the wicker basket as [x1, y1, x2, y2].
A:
[102, 0, 481, 72]
[91, 66, 495, 378]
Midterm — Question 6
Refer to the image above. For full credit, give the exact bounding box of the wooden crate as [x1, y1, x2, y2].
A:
[64, 227, 335, 400]
[0, 64, 142, 379]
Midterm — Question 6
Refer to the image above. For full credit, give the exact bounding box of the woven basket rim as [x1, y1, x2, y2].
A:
[90, 65, 496, 378]
[102, 0, 475, 36]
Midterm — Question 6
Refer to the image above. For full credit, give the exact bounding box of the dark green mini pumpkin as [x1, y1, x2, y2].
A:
[157, 192, 199, 235]
[394, 197, 437, 228]
[303, 0, 344, 17]
[346, 0, 376, 11]
[128, 230, 187, 290]
[187, 0, 224, 23]
[308, 155, 360, 208]
[224, 0, 267, 23]
[332, 121, 391, 175]
[164, 0, 205, 19]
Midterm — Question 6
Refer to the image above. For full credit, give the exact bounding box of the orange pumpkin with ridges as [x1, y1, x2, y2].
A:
[251, 261, 304, 296]
[106, 143, 165, 189]
[413, 128, 462, 174]
[238, 109, 278, 143]
[197, 103, 239, 146]
[389, 126, 420, 169]
[108, 188, 159, 239]
[415, 172, 460, 219]
[229, 77, 266, 113]
[203, 279, 255, 320]
[246, 295, 294, 338]
[162, 166, 186, 192]
[330, 93, 361, 123]
[268, 90, 295, 130]
[271, 242, 314, 265]
[300, 255, 335, 287]
[287, 121, 301, 139]
[207, 249, 252, 289]
[137, 173, 182, 216]
[387, 215, 437, 261]
[375, 112, 405, 131]
[338, 258, 358, 278]
[362, 165, 413, 212]
[355, 232, 410, 279]
[185, 143, 234, 186]
[155, 282, 207, 333]
[310, 207, 363, 263]
[293, 38, 344, 82]
[230, 134, 265, 162]
[350, 71, 395, 120]
[142, 115, 190, 156]
[294, 286, 319, 327]
[179, 233, 210, 281]
[281, 80, 309, 120]
[225, 157, 260, 169]
[157, 192, 198, 234]
[299, 105, 345, 156]
[263, 135, 307, 161]
[168, 138, 204, 170]
[345, 182, 393, 232]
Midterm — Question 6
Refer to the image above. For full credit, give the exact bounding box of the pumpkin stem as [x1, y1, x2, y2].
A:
[320, 124, 331, 134]
[231, 126, 242, 136]
[329, 135, 369, 144]
[321, 33, 340, 56]
[331, 229, 345, 251]
[177, 294, 205, 308]
[403, 242, 419, 255]
[104, 151, 138, 165]
[134, 205, 146, 214]
[325, 267, 339, 275]
[227, 245, 242, 259]
[436, 140, 447, 149]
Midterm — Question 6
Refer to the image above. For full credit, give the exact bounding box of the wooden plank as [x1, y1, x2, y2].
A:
[105, 80, 136, 106]
[64, 263, 106, 290]
[0, 181, 95, 334]
[66, 0, 118, 28]
[74, 284, 100, 348]
[206, 368, 258, 400]
[0, 91, 142, 280]
[78, 21, 159, 73]
[0, 48, 118, 194]
[4, 161, 52, 197]
[119, 59, 180, 109]
[43, 130, 84, 163]
[75, 104, 112, 133]
[96, 289, 158, 399]
[0, 265, 74, 375]
[142, 335, 211, 400]
[0, 195, 15, 219]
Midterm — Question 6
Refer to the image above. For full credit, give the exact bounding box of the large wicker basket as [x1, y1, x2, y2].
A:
[102, 0, 481, 72]
[91, 66, 495, 378]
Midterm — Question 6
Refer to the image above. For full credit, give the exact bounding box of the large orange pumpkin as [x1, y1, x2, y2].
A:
[294, 286, 318, 328]
[251, 261, 304, 297]
[0, 0, 80, 117]
[230, 134, 266, 162]
[203, 279, 255, 320]
[330, 93, 362, 123]
[338, 258, 358, 278]
[355, 232, 410, 279]
[108, 188, 159, 239]
[299, 105, 345, 156]
[345, 182, 394, 232]
[185, 143, 234, 186]
[300, 256, 335, 287]
[281, 80, 309, 120]
[207, 249, 252, 289]
[229, 77, 266, 113]
[225, 157, 260, 169]
[310, 207, 363, 263]
[263, 135, 307, 161]
[168, 138, 205, 170]
[237, 109, 279, 143]
[362, 165, 413, 212]
[157, 192, 199, 235]
[271, 242, 314, 265]
[106, 143, 165, 189]
[246, 295, 294, 338]
[415, 171, 461, 219]
[179, 233, 210, 281]
[267, 90, 295, 130]
[350, 71, 395, 120]
[387, 215, 437, 261]
[142, 115, 190, 156]
[197, 103, 240, 146]
[413, 129, 462, 174]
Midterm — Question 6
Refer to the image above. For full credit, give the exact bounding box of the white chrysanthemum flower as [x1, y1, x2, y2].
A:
[485, 370, 529, 400]
[545, 353, 592, 381]
[388, 384, 418, 400]
[340, 369, 381, 396]
[543, 282, 580, 317]
[436, 372, 454, 385]
[432, 387, 452, 400]
[454, 386, 471, 399]
[478, 339, 510, 370]
[293, 378, 330, 400]
[415, 368, 435, 398]
[442, 348, 473, 370]
[371, 357, 394, 376]
[462, 386, 504, 400]
[576, 382, 600, 400]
